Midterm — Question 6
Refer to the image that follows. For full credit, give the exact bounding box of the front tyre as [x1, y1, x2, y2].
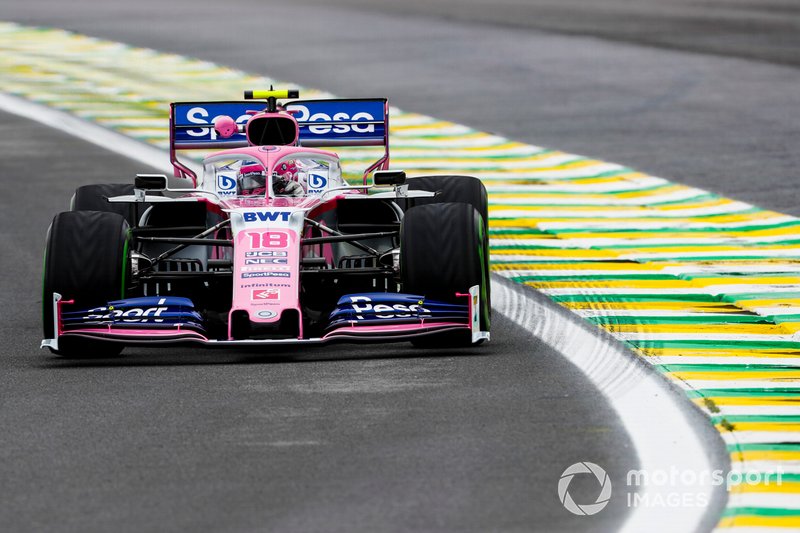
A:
[42, 211, 130, 357]
[400, 202, 490, 347]
[406, 174, 491, 313]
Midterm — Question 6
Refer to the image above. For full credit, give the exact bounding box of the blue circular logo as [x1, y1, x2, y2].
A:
[217, 174, 236, 190]
[308, 174, 327, 189]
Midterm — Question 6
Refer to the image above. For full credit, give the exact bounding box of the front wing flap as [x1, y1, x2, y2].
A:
[42, 288, 488, 350]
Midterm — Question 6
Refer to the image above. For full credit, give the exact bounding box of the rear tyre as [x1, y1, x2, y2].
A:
[400, 202, 490, 348]
[72, 183, 157, 226]
[42, 211, 130, 357]
[406, 175, 488, 230]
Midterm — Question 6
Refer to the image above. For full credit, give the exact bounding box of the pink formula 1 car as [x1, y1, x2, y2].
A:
[42, 90, 490, 357]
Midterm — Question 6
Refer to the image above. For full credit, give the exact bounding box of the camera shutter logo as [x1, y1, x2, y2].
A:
[558, 462, 612, 516]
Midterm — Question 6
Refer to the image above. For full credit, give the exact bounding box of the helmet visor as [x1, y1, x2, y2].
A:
[238, 171, 266, 192]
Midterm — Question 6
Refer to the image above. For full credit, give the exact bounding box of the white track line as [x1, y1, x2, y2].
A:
[0, 93, 173, 173]
[494, 278, 717, 533]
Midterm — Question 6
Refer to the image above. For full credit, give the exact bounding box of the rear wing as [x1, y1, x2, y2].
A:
[169, 98, 389, 184]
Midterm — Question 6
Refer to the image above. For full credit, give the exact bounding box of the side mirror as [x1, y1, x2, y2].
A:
[373, 170, 406, 186]
[135, 174, 168, 191]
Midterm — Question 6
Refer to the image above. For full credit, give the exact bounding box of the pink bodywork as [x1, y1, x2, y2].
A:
[228, 208, 302, 338]
[206, 145, 346, 339]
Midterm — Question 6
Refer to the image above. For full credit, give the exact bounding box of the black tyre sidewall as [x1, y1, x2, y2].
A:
[401, 202, 490, 334]
[406, 175, 488, 229]
[42, 211, 129, 356]
[406, 174, 492, 313]
[73, 183, 138, 223]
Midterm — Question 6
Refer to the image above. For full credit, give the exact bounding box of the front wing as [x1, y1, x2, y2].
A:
[41, 287, 489, 350]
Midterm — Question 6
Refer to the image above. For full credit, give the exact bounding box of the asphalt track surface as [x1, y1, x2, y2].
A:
[4, 0, 796, 530]
[298, 0, 800, 68]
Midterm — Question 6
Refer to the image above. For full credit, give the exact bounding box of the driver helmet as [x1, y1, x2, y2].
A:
[275, 160, 298, 181]
[237, 163, 267, 196]
[272, 159, 304, 196]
